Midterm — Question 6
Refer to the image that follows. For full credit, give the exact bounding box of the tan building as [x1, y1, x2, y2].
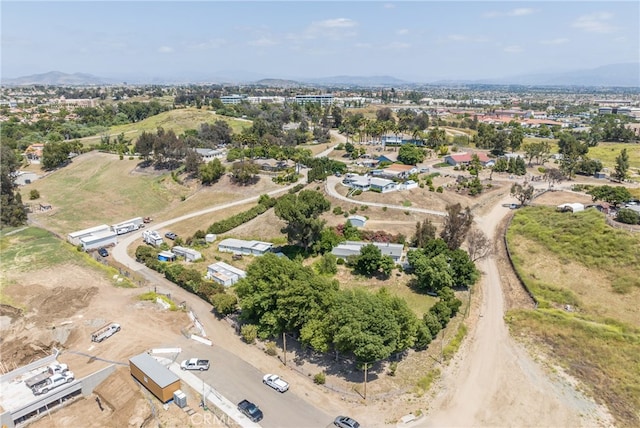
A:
[129, 353, 181, 403]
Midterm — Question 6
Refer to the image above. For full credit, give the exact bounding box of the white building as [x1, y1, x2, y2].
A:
[207, 262, 246, 287]
[218, 238, 273, 256]
[294, 94, 333, 106]
[171, 246, 202, 262]
[67, 225, 112, 246]
[331, 241, 405, 264]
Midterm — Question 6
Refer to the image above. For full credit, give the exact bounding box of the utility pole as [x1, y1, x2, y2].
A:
[363, 362, 368, 400]
[282, 332, 287, 366]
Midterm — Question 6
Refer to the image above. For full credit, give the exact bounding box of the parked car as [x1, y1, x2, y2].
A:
[165, 232, 177, 240]
[262, 373, 289, 392]
[97, 247, 109, 257]
[237, 399, 263, 422]
[180, 358, 210, 371]
[334, 416, 360, 428]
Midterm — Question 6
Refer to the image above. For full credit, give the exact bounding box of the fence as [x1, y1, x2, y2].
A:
[605, 216, 640, 233]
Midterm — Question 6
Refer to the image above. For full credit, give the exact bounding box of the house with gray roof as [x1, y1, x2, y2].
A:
[218, 238, 273, 256]
[331, 241, 405, 264]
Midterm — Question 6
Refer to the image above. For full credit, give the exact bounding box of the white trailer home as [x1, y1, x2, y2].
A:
[206, 262, 246, 287]
[172, 246, 202, 262]
[111, 217, 144, 235]
[142, 230, 164, 247]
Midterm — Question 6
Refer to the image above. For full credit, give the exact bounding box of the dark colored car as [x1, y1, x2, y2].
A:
[334, 416, 360, 428]
[97, 247, 109, 257]
[165, 232, 177, 240]
[237, 399, 263, 422]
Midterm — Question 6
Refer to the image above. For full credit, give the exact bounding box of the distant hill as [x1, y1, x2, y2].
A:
[254, 78, 308, 88]
[303, 75, 408, 87]
[2, 71, 116, 86]
[478, 63, 640, 87]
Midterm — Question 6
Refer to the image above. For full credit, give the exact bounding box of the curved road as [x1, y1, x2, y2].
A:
[111, 135, 597, 427]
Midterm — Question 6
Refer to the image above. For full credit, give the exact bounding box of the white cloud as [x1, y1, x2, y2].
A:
[157, 46, 174, 53]
[504, 45, 523, 53]
[190, 39, 226, 50]
[540, 38, 570, 45]
[484, 8, 534, 18]
[396, 28, 409, 36]
[304, 18, 358, 40]
[382, 42, 410, 50]
[572, 12, 617, 33]
[248, 37, 277, 47]
[447, 34, 489, 43]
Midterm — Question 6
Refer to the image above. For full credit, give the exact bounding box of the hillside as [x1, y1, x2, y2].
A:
[79, 108, 251, 145]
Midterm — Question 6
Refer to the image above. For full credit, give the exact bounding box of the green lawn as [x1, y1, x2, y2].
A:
[587, 142, 640, 169]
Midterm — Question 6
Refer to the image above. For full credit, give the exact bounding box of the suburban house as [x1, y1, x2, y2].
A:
[376, 153, 398, 164]
[171, 246, 202, 262]
[24, 143, 45, 164]
[260, 158, 294, 172]
[194, 148, 225, 163]
[343, 174, 371, 192]
[444, 152, 494, 167]
[331, 241, 405, 264]
[347, 215, 367, 228]
[218, 238, 273, 256]
[369, 177, 397, 193]
[380, 164, 417, 180]
[398, 180, 419, 190]
[206, 261, 246, 287]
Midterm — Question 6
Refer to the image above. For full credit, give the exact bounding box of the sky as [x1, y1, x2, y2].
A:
[2, 1, 639, 82]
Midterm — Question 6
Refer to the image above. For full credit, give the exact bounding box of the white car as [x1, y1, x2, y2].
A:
[262, 374, 289, 393]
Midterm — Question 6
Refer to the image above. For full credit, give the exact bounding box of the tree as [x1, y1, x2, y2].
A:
[199, 158, 226, 184]
[407, 251, 454, 292]
[508, 127, 524, 152]
[613, 148, 629, 182]
[0, 144, 27, 227]
[411, 218, 437, 248]
[41, 141, 72, 170]
[544, 167, 564, 189]
[557, 132, 588, 178]
[135, 131, 155, 161]
[211, 293, 238, 316]
[587, 185, 632, 208]
[397, 144, 425, 165]
[316, 253, 338, 275]
[511, 181, 535, 206]
[354, 244, 394, 277]
[616, 208, 640, 225]
[230, 160, 259, 184]
[274, 190, 331, 251]
[440, 203, 473, 250]
[184, 150, 202, 174]
[467, 228, 491, 262]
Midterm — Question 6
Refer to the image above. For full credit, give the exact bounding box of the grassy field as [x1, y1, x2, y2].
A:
[587, 142, 640, 169]
[506, 206, 640, 427]
[79, 108, 251, 146]
[0, 227, 134, 303]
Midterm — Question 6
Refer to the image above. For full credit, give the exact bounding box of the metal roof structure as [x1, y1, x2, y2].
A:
[129, 353, 179, 388]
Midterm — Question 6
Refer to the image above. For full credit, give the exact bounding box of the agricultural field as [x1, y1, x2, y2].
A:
[77, 108, 251, 146]
[506, 207, 640, 427]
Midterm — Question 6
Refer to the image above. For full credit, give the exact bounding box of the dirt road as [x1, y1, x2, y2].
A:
[417, 194, 612, 427]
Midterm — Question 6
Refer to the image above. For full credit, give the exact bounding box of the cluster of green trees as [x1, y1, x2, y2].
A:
[474, 122, 524, 155]
[587, 185, 632, 208]
[41, 140, 85, 170]
[75, 101, 169, 126]
[235, 253, 461, 363]
[589, 115, 638, 143]
[206, 194, 278, 235]
[338, 107, 431, 146]
[408, 239, 478, 292]
[306, 157, 347, 182]
[493, 156, 527, 175]
[397, 143, 426, 165]
[0, 144, 28, 226]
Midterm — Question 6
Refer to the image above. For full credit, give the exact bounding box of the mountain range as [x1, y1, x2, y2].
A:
[2, 63, 638, 87]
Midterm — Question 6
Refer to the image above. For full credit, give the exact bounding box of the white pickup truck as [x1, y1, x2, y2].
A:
[91, 323, 120, 342]
[180, 358, 210, 371]
[25, 363, 69, 389]
[32, 371, 75, 395]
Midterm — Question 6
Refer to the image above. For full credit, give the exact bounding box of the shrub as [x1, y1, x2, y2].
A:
[313, 372, 326, 385]
[336, 258, 345, 265]
[240, 324, 258, 344]
[436, 186, 443, 193]
[29, 189, 40, 200]
[265, 341, 278, 356]
[211, 293, 238, 316]
[333, 206, 343, 215]
[616, 208, 640, 225]
[388, 361, 398, 376]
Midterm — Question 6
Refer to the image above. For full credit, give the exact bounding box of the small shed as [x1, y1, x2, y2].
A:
[129, 353, 181, 403]
[347, 215, 367, 228]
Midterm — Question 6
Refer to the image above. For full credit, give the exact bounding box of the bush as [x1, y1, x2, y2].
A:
[265, 341, 278, 356]
[313, 372, 326, 385]
[436, 186, 443, 193]
[388, 361, 398, 376]
[29, 189, 40, 200]
[211, 293, 238, 316]
[616, 208, 640, 225]
[240, 324, 258, 344]
[333, 206, 343, 215]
